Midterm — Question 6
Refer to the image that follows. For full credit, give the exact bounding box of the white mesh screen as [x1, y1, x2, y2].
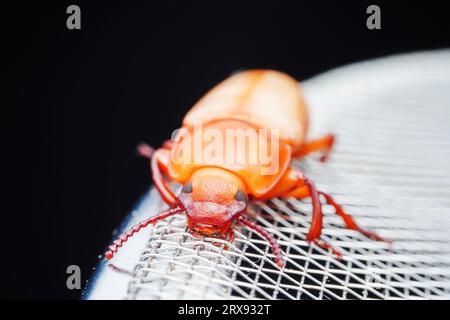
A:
[87, 50, 450, 300]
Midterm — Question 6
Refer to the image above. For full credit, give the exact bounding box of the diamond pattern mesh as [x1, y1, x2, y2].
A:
[122, 50, 450, 300]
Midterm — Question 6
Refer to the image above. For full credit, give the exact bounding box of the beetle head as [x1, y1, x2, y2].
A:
[178, 167, 247, 237]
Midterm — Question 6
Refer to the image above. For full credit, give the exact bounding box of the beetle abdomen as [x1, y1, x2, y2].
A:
[183, 69, 309, 151]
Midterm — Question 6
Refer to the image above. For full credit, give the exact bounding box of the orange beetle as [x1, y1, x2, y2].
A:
[105, 70, 390, 267]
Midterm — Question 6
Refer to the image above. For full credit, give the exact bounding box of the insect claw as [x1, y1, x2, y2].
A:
[136, 142, 155, 159]
[312, 239, 343, 259]
[276, 258, 286, 269]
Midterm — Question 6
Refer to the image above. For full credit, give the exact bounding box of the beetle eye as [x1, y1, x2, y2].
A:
[234, 190, 247, 202]
[182, 182, 192, 193]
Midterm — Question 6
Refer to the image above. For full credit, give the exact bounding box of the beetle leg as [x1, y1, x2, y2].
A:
[294, 133, 335, 162]
[222, 228, 235, 250]
[136, 142, 155, 158]
[227, 228, 235, 244]
[151, 148, 181, 207]
[277, 167, 391, 250]
[319, 191, 392, 244]
[137, 143, 181, 208]
[301, 178, 344, 257]
[162, 139, 173, 149]
[273, 168, 342, 257]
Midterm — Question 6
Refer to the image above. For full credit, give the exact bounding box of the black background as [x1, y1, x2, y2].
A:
[5, 1, 450, 299]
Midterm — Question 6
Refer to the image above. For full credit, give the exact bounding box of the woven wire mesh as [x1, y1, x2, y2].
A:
[125, 50, 450, 300]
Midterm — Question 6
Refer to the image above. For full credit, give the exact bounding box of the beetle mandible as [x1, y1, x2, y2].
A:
[105, 70, 390, 267]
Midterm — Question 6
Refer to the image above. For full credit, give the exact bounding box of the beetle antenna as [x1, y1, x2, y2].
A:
[105, 206, 184, 260]
[238, 216, 285, 268]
